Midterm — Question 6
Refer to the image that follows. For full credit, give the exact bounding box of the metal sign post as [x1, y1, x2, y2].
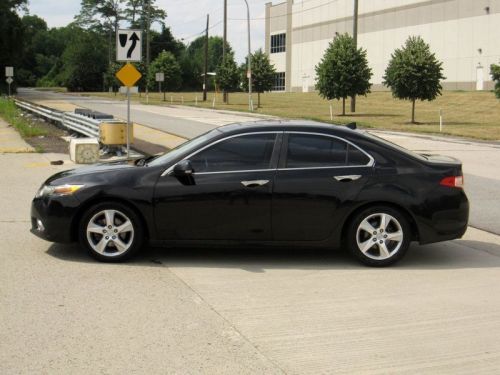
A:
[115, 63, 142, 159]
[5, 67, 14, 97]
[6, 77, 13, 97]
[155, 72, 164, 100]
[126, 87, 131, 157]
[115, 30, 142, 159]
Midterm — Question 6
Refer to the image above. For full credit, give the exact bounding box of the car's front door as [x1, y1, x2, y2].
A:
[154, 132, 281, 241]
[272, 132, 374, 241]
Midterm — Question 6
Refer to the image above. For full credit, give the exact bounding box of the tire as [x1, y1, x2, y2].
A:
[346, 206, 411, 267]
[79, 202, 144, 262]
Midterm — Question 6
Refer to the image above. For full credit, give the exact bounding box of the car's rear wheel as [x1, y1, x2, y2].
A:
[79, 202, 144, 262]
[346, 206, 411, 266]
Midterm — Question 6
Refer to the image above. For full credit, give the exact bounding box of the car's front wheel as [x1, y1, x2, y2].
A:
[79, 202, 144, 262]
[347, 206, 411, 267]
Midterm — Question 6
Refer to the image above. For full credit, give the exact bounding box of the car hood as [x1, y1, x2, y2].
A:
[45, 160, 137, 185]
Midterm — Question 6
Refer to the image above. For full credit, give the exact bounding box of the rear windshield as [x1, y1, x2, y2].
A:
[362, 131, 428, 161]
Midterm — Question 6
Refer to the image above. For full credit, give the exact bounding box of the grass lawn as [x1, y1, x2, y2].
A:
[82, 90, 500, 140]
[0, 97, 47, 138]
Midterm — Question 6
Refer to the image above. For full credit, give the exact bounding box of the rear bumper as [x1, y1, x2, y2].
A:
[417, 189, 469, 244]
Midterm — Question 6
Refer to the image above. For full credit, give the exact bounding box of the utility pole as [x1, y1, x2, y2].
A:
[350, 0, 359, 113]
[222, 0, 227, 103]
[145, 0, 151, 103]
[203, 14, 209, 101]
[244, 0, 253, 111]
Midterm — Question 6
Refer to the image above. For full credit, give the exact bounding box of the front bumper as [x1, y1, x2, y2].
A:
[30, 195, 80, 243]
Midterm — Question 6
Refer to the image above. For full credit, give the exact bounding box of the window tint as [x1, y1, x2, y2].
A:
[190, 133, 276, 173]
[286, 134, 347, 168]
[347, 145, 370, 165]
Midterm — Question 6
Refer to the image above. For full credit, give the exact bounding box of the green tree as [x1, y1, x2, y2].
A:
[491, 64, 500, 99]
[128, 0, 166, 29]
[216, 53, 239, 104]
[147, 50, 182, 92]
[315, 33, 372, 115]
[18, 15, 48, 86]
[60, 28, 108, 91]
[182, 36, 231, 91]
[240, 49, 275, 108]
[150, 26, 184, 61]
[383, 36, 445, 123]
[0, 0, 27, 94]
[75, 0, 124, 65]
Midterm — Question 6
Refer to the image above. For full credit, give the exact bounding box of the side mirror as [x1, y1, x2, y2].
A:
[173, 160, 194, 177]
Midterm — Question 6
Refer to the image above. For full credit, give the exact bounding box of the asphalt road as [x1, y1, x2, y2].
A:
[1, 152, 500, 374]
[16, 88, 500, 235]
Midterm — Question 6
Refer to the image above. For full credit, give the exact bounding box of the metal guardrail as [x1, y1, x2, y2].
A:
[14, 99, 100, 138]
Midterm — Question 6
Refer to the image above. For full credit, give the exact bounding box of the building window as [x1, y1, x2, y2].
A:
[270, 33, 286, 53]
[273, 72, 285, 91]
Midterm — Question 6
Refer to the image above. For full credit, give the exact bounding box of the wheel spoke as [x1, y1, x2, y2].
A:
[116, 220, 133, 234]
[386, 230, 403, 243]
[88, 222, 105, 234]
[379, 242, 391, 258]
[379, 214, 389, 231]
[359, 239, 376, 254]
[359, 219, 376, 234]
[104, 210, 115, 227]
[113, 237, 128, 252]
[95, 237, 109, 253]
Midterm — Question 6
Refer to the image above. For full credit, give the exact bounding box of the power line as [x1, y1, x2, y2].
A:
[180, 20, 224, 42]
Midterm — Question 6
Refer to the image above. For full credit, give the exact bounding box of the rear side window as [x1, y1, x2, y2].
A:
[286, 134, 347, 168]
[347, 145, 370, 165]
[190, 133, 276, 173]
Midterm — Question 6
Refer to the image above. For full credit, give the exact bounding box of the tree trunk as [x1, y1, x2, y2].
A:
[226, 92, 229, 105]
[342, 97, 346, 115]
[411, 99, 416, 123]
[258, 92, 261, 108]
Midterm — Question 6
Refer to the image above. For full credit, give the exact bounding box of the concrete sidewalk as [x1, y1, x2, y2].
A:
[0, 118, 34, 153]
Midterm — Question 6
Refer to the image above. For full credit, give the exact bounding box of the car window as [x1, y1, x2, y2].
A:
[347, 145, 370, 165]
[286, 134, 347, 168]
[190, 133, 276, 173]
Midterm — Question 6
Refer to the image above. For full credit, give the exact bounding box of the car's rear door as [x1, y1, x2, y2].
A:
[272, 132, 374, 241]
[154, 132, 282, 241]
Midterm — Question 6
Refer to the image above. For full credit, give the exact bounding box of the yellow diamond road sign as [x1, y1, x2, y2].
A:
[116, 63, 142, 87]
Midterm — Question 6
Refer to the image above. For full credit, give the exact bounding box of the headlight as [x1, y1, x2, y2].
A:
[36, 184, 84, 198]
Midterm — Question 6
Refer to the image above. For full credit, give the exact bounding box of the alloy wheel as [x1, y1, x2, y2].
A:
[355, 212, 404, 260]
[86, 209, 135, 257]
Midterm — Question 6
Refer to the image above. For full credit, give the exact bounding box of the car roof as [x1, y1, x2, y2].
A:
[218, 119, 360, 137]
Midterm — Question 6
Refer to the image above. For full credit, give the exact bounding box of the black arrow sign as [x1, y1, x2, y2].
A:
[127, 32, 140, 58]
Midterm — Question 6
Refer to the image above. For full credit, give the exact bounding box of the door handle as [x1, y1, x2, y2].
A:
[334, 175, 362, 182]
[241, 180, 269, 187]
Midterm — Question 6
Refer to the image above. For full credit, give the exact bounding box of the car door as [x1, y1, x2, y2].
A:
[154, 132, 282, 241]
[272, 132, 374, 241]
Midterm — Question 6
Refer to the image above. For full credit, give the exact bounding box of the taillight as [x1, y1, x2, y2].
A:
[440, 176, 464, 188]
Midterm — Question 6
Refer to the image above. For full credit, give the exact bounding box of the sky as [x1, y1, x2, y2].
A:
[26, 0, 268, 63]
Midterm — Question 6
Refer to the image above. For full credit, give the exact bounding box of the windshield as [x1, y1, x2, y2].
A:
[147, 129, 219, 167]
[363, 131, 428, 161]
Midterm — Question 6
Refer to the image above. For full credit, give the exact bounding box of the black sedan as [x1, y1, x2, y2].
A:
[31, 120, 469, 266]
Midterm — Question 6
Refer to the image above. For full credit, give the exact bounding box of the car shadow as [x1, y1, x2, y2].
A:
[46, 238, 500, 271]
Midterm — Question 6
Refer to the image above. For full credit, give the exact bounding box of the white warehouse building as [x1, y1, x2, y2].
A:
[264, 0, 500, 92]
